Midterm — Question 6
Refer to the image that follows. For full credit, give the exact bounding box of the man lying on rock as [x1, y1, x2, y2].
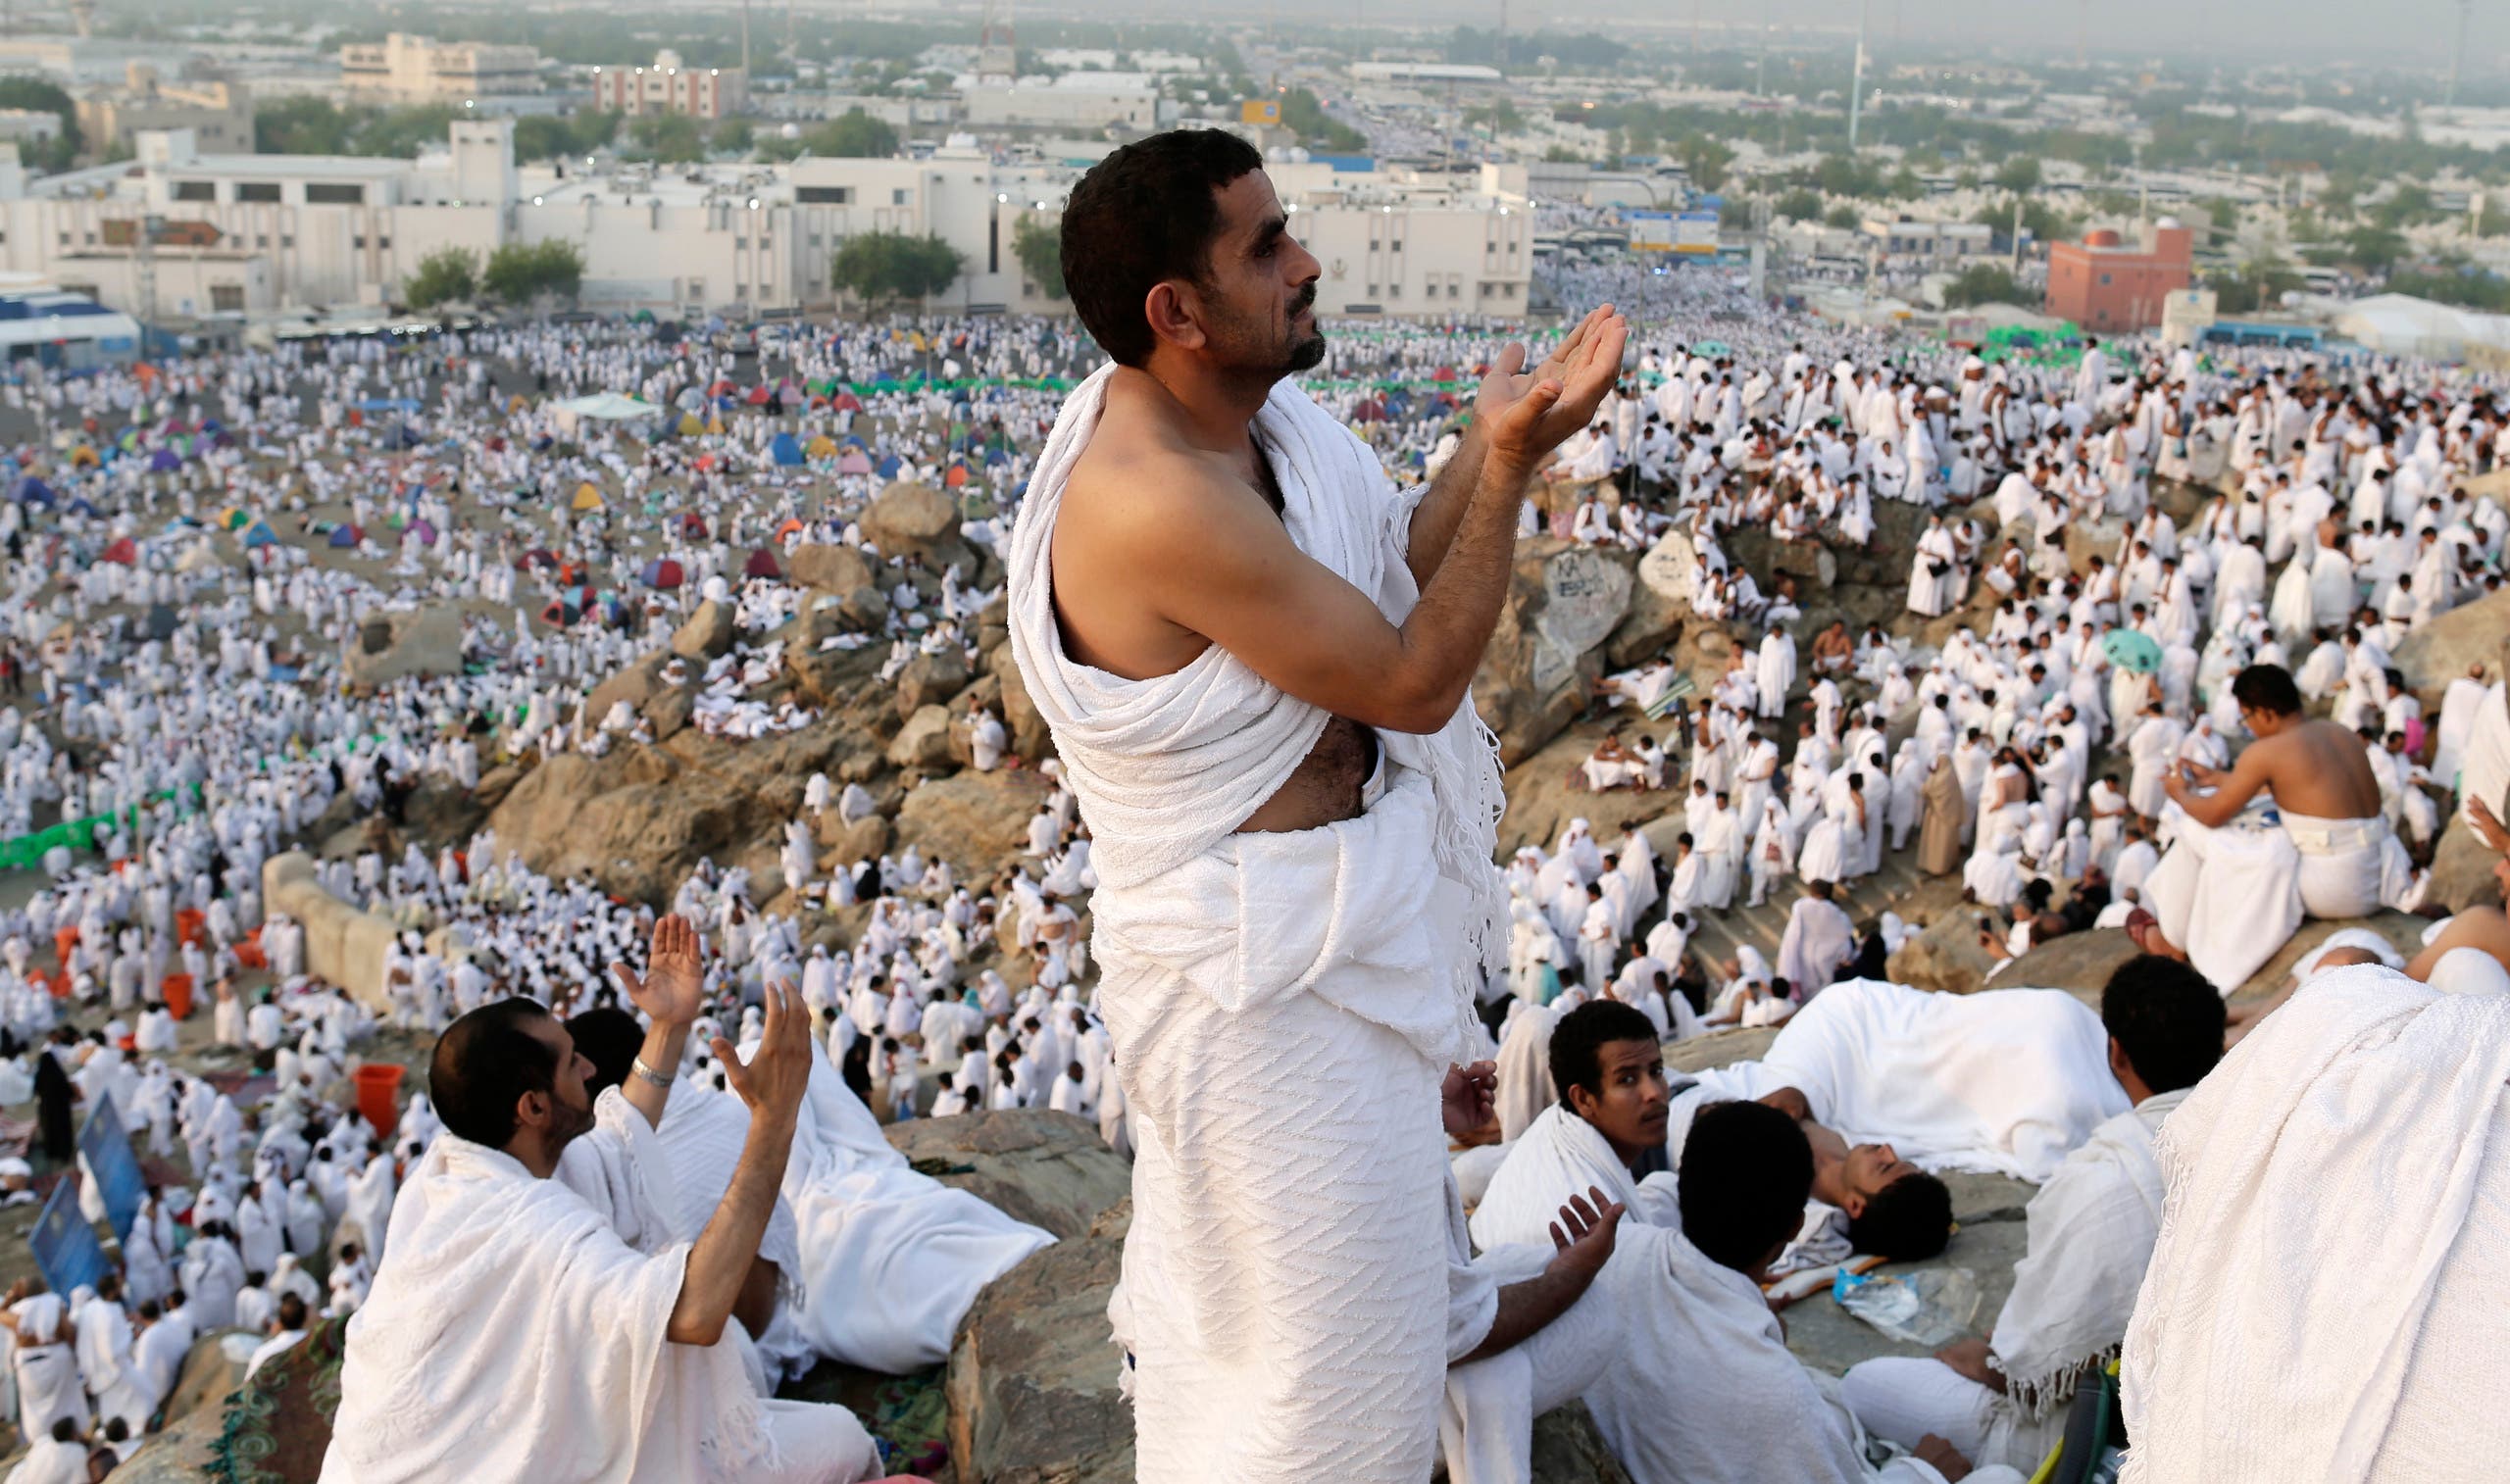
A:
[1469, 1002, 2025, 1484]
[1839, 955, 2223, 1474]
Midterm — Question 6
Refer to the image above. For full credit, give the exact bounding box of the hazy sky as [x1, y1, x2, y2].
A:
[1223, 0, 2495, 70]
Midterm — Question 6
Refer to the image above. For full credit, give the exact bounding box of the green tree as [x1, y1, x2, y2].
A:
[2342, 223, 2408, 273]
[350, 105, 461, 158]
[482, 238, 587, 307]
[2206, 254, 2302, 315]
[256, 96, 356, 155]
[0, 77, 79, 168]
[1013, 213, 1065, 299]
[711, 118, 754, 154]
[829, 230, 964, 308]
[1773, 188, 1825, 223]
[628, 112, 707, 164]
[1676, 134, 1733, 192]
[1938, 263, 2027, 308]
[512, 115, 576, 162]
[402, 246, 478, 310]
[813, 107, 899, 158]
[1279, 88, 1365, 154]
[1991, 155, 2042, 193]
[1824, 204, 1863, 230]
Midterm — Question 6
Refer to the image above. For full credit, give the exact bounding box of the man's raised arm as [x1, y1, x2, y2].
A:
[1129, 310, 1628, 735]
[1402, 307, 1619, 588]
[666, 980, 809, 1347]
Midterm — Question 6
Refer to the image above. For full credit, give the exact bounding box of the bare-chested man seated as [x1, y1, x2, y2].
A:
[2127, 663, 2418, 991]
[1808, 619, 1855, 676]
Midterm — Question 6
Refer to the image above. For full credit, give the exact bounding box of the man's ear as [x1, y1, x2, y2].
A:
[1142, 281, 1205, 354]
[515, 1089, 548, 1132]
[1840, 1189, 1868, 1219]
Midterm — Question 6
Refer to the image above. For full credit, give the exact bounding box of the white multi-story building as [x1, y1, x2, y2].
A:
[339, 33, 542, 103]
[0, 121, 1531, 322]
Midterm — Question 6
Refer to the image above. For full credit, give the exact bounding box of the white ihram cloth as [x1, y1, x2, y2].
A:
[1682, 979, 2127, 1183]
[321, 1089, 804, 1484]
[2145, 806, 2417, 991]
[1008, 366, 1507, 1480]
[1843, 1088, 2184, 1471]
[766, 1046, 1053, 1374]
[1472, 1108, 2008, 1484]
[2121, 965, 2510, 1482]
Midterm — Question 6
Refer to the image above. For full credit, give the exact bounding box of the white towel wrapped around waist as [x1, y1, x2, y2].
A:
[1005, 364, 1507, 1044]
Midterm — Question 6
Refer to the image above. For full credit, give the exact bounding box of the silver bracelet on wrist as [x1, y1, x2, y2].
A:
[629, 1056, 674, 1089]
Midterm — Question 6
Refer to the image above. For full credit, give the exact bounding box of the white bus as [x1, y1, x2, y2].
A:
[0, 290, 142, 372]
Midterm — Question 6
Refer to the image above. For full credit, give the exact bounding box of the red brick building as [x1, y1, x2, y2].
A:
[2044, 221, 2193, 332]
[591, 52, 747, 121]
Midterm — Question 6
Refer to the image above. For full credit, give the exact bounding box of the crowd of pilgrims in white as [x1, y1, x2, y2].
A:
[0, 251, 2496, 1477]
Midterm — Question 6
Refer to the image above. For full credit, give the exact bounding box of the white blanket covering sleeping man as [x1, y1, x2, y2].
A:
[1840, 955, 2225, 1473]
[1471, 999, 2027, 1484]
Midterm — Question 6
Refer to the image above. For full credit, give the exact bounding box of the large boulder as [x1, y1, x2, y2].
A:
[887, 705, 958, 771]
[895, 650, 975, 719]
[1473, 539, 1634, 766]
[892, 768, 1052, 875]
[884, 1110, 1130, 1240]
[2394, 587, 2510, 710]
[989, 644, 1054, 761]
[585, 652, 673, 724]
[946, 1223, 1132, 1484]
[262, 853, 399, 1012]
[671, 598, 736, 661]
[864, 480, 965, 563]
[2426, 816, 2508, 915]
[344, 603, 463, 688]
[1885, 910, 2003, 995]
[789, 542, 878, 595]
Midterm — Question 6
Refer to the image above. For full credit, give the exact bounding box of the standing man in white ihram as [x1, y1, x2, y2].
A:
[1007, 128, 1626, 1482]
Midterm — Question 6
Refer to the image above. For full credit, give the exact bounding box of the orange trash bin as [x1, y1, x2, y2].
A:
[162, 973, 194, 1019]
[354, 1064, 405, 1137]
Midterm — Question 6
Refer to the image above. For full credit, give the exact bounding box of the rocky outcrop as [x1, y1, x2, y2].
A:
[2425, 816, 2507, 915]
[263, 853, 399, 1011]
[946, 1219, 1132, 1484]
[892, 769, 1054, 877]
[2394, 588, 2510, 711]
[886, 1110, 1130, 1240]
[790, 541, 878, 596]
[1885, 909, 2007, 996]
[864, 480, 970, 568]
[671, 598, 736, 661]
[344, 603, 463, 689]
[488, 721, 853, 904]
[895, 650, 975, 718]
[988, 644, 1053, 761]
[887, 705, 958, 771]
[1474, 539, 1634, 766]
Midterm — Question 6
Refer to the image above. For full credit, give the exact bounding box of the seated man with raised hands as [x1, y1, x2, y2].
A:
[1839, 955, 2223, 1472]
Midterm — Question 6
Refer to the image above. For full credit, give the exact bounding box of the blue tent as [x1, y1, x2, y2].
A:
[769, 432, 805, 467]
[241, 521, 277, 549]
[875, 454, 904, 478]
[67, 497, 100, 518]
[14, 476, 53, 508]
[148, 448, 181, 471]
[327, 524, 361, 548]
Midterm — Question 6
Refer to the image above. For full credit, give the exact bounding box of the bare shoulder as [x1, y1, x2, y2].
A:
[1062, 379, 1244, 552]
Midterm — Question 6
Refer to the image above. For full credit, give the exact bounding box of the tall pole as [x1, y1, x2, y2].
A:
[2445, 0, 2472, 121]
[1847, 0, 1869, 153]
[740, 0, 752, 78]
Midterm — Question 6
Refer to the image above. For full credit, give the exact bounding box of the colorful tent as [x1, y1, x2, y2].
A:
[836, 450, 872, 475]
[241, 521, 277, 549]
[327, 524, 363, 548]
[101, 538, 137, 565]
[677, 413, 705, 437]
[148, 448, 181, 471]
[639, 558, 685, 588]
[805, 434, 837, 459]
[14, 477, 53, 508]
[770, 432, 805, 467]
[516, 548, 559, 570]
[571, 483, 605, 512]
[942, 464, 970, 488]
[407, 519, 437, 547]
[218, 507, 248, 530]
[742, 548, 781, 579]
